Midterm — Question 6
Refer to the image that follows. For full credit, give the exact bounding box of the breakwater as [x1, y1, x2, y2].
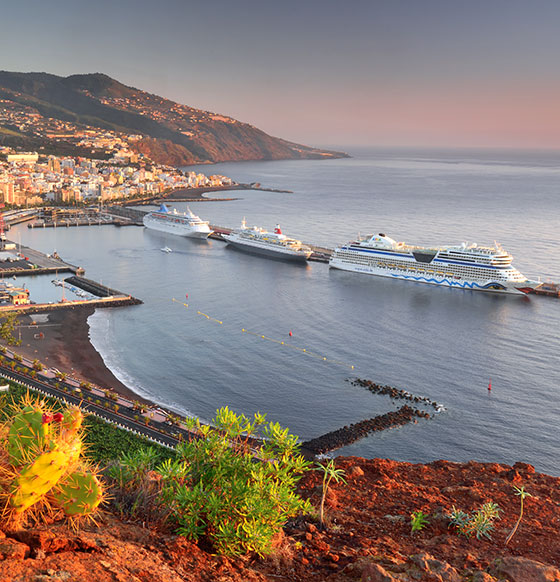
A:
[64, 275, 134, 299]
[301, 405, 431, 455]
[349, 377, 445, 411]
[0, 296, 142, 315]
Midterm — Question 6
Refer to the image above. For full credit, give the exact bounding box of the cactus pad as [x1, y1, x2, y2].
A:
[52, 470, 104, 516]
[7, 405, 50, 466]
[10, 449, 69, 514]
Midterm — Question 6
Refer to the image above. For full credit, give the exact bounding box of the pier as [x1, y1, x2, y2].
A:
[0, 240, 141, 312]
[0, 240, 84, 277]
[105, 206, 334, 262]
[13, 206, 560, 293]
[27, 207, 138, 228]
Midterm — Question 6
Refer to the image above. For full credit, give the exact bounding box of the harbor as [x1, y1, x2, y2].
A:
[26, 207, 141, 228]
[0, 235, 142, 312]
[3, 146, 560, 478]
[31, 205, 560, 285]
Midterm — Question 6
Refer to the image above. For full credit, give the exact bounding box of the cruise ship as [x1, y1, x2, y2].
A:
[143, 204, 213, 238]
[329, 233, 537, 294]
[223, 220, 312, 262]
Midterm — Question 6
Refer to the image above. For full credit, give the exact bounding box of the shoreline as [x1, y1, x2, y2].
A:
[6, 307, 152, 405]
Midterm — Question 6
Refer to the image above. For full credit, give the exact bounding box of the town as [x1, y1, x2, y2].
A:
[0, 101, 235, 207]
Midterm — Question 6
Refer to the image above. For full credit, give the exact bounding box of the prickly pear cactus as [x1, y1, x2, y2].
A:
[0, 392, 104, 525]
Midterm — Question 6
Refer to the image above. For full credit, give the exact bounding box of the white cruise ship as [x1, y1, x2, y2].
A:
[329, 233, 537, 294]
[143, 204, 213, 238]
[223, 220, 312, 262]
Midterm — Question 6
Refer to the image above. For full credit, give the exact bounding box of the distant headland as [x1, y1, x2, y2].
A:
[0, 71, 348, 166]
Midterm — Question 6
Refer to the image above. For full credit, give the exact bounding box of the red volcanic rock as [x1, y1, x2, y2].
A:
[0, 457, 558, 581]
[492, 556, 560, 582]
[0, 537, 29, 560]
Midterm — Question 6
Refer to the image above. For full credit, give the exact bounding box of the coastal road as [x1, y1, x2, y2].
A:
[0, 362, 183, 449]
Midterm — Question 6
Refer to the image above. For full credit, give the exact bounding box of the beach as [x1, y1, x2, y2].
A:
[4, 307, 151, 404]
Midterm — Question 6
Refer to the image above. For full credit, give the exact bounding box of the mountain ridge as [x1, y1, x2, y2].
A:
[0, 71, 347, 165]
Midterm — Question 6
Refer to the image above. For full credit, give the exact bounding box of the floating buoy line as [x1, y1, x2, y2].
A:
[171, 297, 355, 369]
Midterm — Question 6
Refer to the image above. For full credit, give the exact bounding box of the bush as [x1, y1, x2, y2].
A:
[449, 502, 501, 539]
[158, 407, 311, 556]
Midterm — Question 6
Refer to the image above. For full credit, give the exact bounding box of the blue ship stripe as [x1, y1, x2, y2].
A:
[390, 273, 506, 290]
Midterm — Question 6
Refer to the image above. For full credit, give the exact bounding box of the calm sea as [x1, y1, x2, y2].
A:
[12, 147, 560, 475]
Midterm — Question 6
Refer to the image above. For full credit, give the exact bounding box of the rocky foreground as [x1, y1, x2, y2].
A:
[1, 457, 558, 582]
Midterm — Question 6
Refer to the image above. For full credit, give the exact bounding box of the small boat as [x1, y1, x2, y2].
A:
[161, 247, 172, 253]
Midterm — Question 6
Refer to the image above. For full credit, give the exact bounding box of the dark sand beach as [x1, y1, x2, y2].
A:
[4, 307, 151, 404]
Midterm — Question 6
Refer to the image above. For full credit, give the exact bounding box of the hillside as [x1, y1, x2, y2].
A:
[0, 71, 347, 165]
[0, 457, 558, 581]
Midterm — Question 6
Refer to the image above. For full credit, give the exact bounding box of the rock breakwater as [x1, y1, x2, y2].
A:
[301, 405, 430, 455]
[349, 377, 445, 412]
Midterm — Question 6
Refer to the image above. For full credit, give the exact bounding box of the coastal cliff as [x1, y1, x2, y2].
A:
[1, 456, 558, 581]
[0, 71, 347, 165]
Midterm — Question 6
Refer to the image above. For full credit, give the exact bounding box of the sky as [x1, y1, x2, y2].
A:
[1, 0, 559, 149]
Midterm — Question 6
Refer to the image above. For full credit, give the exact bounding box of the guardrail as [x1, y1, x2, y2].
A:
[0, 366, 176, 450]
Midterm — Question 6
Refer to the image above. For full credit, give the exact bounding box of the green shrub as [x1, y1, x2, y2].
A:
[449, 502, 501, 539]
[410, 510, 430, 533]
[158, 407, 311, 556]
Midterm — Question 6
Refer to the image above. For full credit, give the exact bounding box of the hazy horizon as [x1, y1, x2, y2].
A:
[1, 0, 559, 150]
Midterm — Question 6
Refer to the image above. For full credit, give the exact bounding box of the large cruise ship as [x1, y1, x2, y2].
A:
[143, 204, 213, 238]
[223, 220, 312, 262]
[329, 233, 537, 294]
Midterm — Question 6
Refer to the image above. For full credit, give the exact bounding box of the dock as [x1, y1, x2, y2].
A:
[0, 239, 142, 312]
[15, 207, 560, 291]
[0, 240, 84, 277]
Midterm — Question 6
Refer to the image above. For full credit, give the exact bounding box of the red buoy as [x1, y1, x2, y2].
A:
[488, 378, 492, 391]
[289, 331, 293, 337]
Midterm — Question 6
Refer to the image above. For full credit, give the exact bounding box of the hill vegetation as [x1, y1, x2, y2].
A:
[0, 71, 347, 165]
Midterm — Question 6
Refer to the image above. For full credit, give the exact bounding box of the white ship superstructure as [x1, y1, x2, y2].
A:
[223, 220, 312, 262]
[143, 204, 213, 239]
[329, 233, 537, 294]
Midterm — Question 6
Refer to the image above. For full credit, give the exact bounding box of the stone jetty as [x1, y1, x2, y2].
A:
[301, 405, 431, 455]
[349, 377, 445, 411]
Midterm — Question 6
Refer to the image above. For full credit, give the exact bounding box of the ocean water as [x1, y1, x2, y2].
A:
[12, 147, 560, 475]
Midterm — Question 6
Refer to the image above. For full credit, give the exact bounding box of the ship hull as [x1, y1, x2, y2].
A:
[224, 236, 311, 263]
[329, 259, 533, 295]
[143, 215, 212, 239]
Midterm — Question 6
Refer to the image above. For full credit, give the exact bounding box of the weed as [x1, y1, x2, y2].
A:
[410, 510, 429, 533]
[448, 502, 501, 539]
[505, 485, 532, 545]
[316, 459, 347, 528]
